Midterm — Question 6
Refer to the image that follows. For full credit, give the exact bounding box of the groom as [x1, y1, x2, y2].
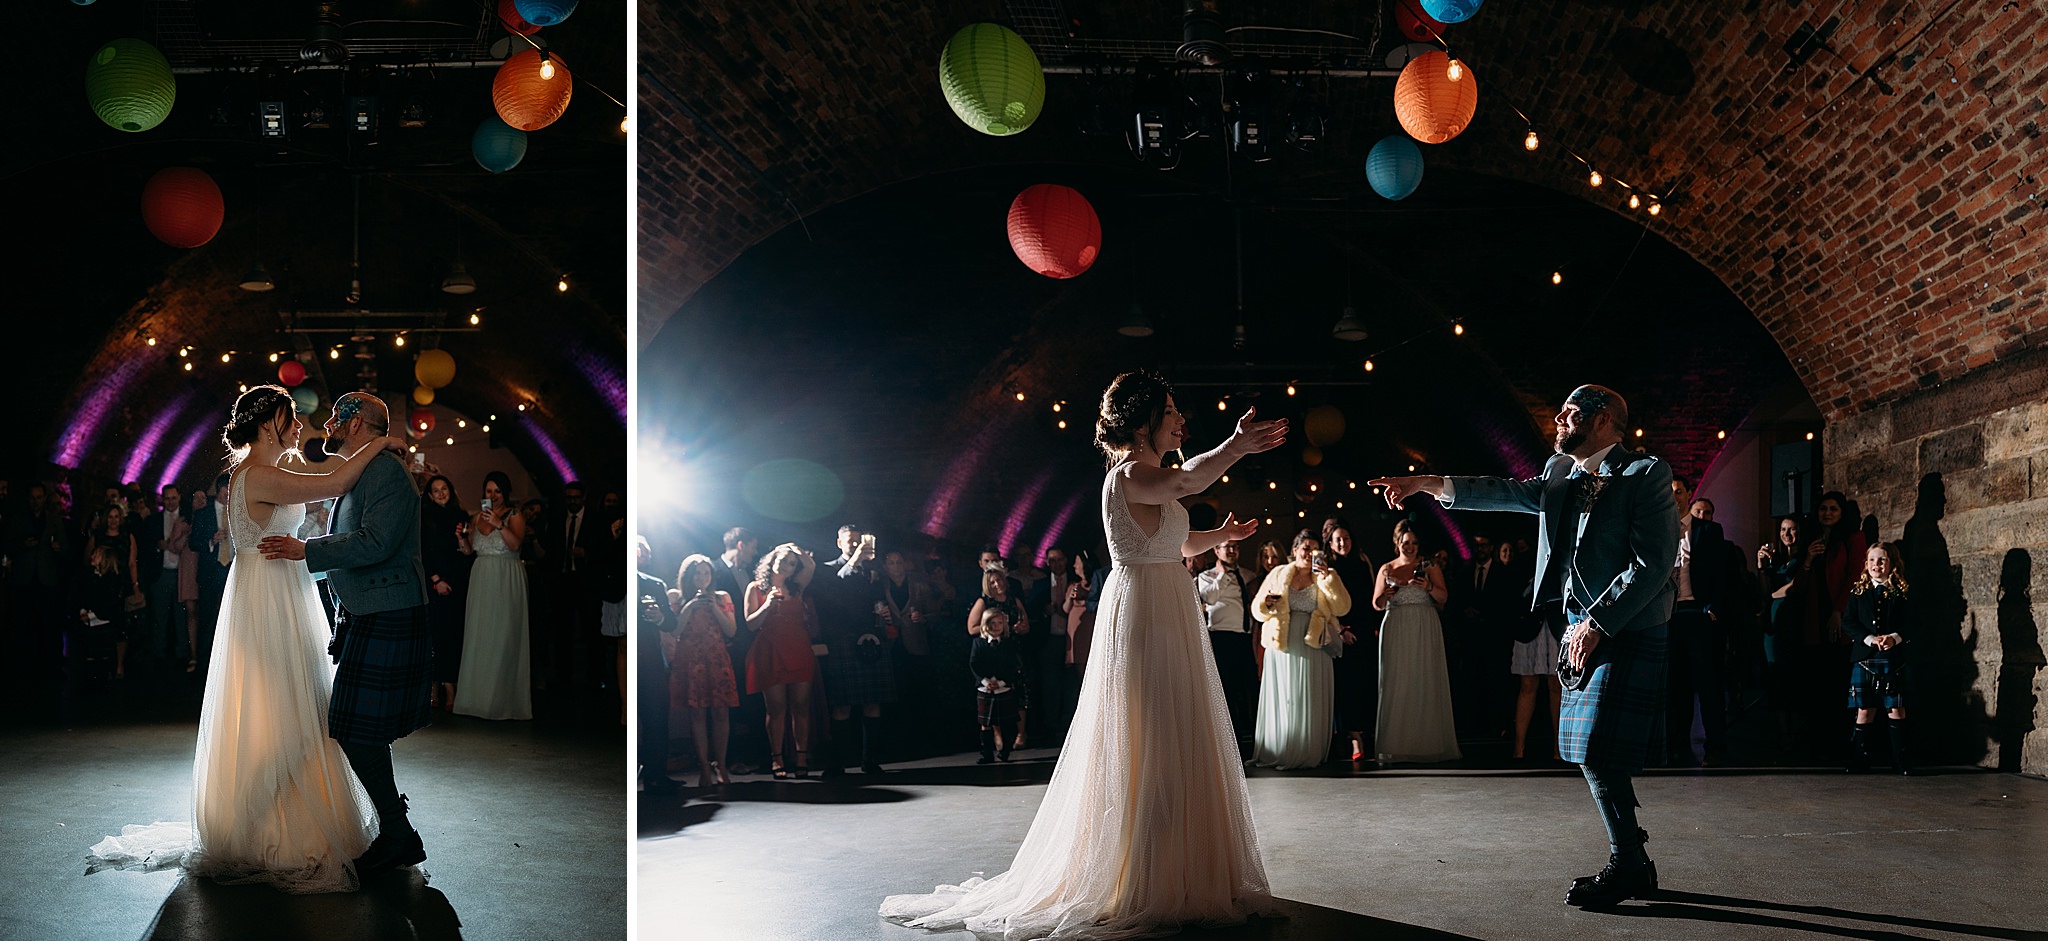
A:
[259, 391, 433, 874]
[1370, 385, 1677, 908]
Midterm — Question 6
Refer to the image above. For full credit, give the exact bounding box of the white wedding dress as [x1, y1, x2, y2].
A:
[87, 468, 375, 894]
[881, 460, 1272, 939]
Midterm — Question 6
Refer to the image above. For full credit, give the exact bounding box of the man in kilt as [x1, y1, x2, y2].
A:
[1371, 384, 1679, 909]
[260, 392, 433, 874]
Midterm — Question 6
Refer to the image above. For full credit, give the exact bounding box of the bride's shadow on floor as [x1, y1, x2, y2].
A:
[1161, 897, 1481, 940]
[141, 868, 461, 941]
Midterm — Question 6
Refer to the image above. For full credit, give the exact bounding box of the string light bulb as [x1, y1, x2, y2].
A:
[1051, 402, 1062, 413]
[1014, 391, 1026, 402]
[1348, 481, 1356, 489]
[1218, 400, 1227, 411]
[1716, 430, 1727, 440]
[557, 275, 570, 293]
[620, 115, 629, 133]
[1588, 169, 1604, 187]
[146, 337, 157, 347]
[183, 361, 194, 372]
[268, 352, 280, 363]
[1267, 481, 1277, 490]
[1445, 58, 1465, 82]
[178, 346, 190, 358]
[1057, 419, 1067, 430]
[395, 334, 407, 348]
[1628, 192, 1641, 210]
[539, 53, 556, 81]
[1648, 200, 1663, 216]
[1805, 431, 1815, 441]
[1221, 475, 1230, 483]
[1363, 360, 1374, 372]
[469, 312, 482, 326]
[1635, 428, 1645, 438]
[1524, 128, 1539, 151]
[220, 352, 232, 363]
[1453, 322, 1465, 336]
[444, 436, 455, 446]
[1552, 271, 1563, 285]
[1285, 383, 1297, 396]
[329, 347, 342, 360]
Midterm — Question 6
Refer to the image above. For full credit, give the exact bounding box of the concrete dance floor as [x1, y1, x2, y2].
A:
[638, 750, 2047, 941]
[0, 654, 627, 941]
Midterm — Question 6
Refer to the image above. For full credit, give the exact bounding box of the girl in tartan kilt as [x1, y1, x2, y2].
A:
[1844, 542, 1913, 774]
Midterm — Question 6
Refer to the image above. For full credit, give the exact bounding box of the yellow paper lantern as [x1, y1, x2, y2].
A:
[415, 349, 456, 389]
[1302, 446, 1324, 467]
[1304, 405, 1347, 447]
[1393, 50, 1477, 144]
[412, 385, 436, 406]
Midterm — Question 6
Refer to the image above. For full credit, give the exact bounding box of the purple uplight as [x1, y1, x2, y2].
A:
[160, 410, 222, 492]
[523, 418, 576, 486]
[997, 469, 1054, 563]
[1422, 500, 1474, 561]
[53, 355, 153, 468]
[123, 388, 205, 487]
[1039, 491, 1086, 560]
[569, 345, 628, 422]
[920, 416, 1014, 540]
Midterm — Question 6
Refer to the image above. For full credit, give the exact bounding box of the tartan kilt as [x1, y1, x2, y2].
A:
[329, 604, 434, 744]
[821, 641, 898, 705]
[1848, 654, 1907, 710]
[1557, 619, 1667, 771]
[976, 689, 1019, 729]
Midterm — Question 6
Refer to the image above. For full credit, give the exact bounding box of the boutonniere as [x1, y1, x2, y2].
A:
[1579, 474, 1611, 515]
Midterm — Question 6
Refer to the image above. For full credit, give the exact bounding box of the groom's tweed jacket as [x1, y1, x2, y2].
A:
[1442, 448, 1679, 770]
[306, 451, 432, 744]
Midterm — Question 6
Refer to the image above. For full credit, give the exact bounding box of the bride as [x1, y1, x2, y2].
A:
[88, 384, 406, 893]
[882, 370, 1285, 939]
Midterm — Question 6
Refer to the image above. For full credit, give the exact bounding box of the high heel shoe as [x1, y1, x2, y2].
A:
[771, 759, 790, 780]
[793, 749, 811, 778]
[711, 761, 731, 785]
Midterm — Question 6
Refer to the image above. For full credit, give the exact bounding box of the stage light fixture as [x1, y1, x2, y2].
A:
[259, 100, 287, 139]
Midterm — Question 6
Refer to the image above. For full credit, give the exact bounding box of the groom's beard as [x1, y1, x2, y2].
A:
[1555, 426, 1586, 455]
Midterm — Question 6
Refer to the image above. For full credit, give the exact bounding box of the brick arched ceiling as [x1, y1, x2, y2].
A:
[12, 0, 625, 493]
[642, 0, 2048, 426]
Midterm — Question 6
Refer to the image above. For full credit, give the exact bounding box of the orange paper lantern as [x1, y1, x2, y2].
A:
[1006, 184, 1101, 279]
[1393, 50, 1477, 144]
[140, 167, 224, 248]
[491, 48, 573, 131]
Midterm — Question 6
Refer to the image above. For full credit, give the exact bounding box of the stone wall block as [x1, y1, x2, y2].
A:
[1919, 423, 1987, 476]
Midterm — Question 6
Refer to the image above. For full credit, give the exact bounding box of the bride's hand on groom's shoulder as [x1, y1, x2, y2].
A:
[380, 436, 407, 454]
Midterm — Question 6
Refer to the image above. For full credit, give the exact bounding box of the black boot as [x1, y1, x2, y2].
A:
[976, 728, 996, 764]
[1565, 852, 1658, 908]
[1887, 718, 1914, 775]
[1846, 724, 1873, 773]
[822, 717, 854, 778]
[1573, 830, 1649, 887]
[354, 794, 427, 874]
[859, 714, 886, 774]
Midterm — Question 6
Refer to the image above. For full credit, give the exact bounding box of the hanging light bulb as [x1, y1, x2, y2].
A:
[268, 352, 280, 363]
[146, 337, 157, 347]
[456, 420, 467, 428]
[1363, 359, 1375, 372]
[620, 114, 629, 133]
[1717, 430, 1727, 440]
[395, 334, 408, 348]
[1524, 128, 1539, 151]
[183, 361, 194, 372]
[557, 275, 570, 293]
[178, 346, 190, 358]
[539, 52, 557, 81]
[220, 352, 232, 363]
[1014, 391, 1026, 402]
[1285, 383, 1297, 396]
[1628, 192, 1641, 210]
[329, 347, 342, 360]
[1552, 270, 1563, 285]
[469, 312, 482, 326]
[1446, 58, 1465, 82]
[1453, 322, 1465, 336]
[1218, 399, 1227, 411]
[1588, 169, 1604, 187]
[1648, 200, 1663, 216]
[1051, 402, 1062, 413]
[1221, 474, 1230, 483]
[1267, 481, 1277, 490]
[1057, 419, 1067, 430]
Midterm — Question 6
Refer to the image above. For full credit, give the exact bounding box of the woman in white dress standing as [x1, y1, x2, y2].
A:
[1249, 529, 1351, 770]
[882, 370, 1286, 940]
[453, 470, 531, 720]
[87, 385, 406, 893]
[1372, 520, 1462, 765]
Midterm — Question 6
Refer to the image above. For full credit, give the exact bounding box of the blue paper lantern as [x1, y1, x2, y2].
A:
[290, 386, 320, 416]
[472, 116, 528, 173]
[1419, 0, 1483, 24]
[85, 38, 175, 133]
[1366, 135, 1425, 200]
[512, 0, 578, 27]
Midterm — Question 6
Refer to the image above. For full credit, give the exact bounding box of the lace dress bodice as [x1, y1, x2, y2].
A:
[1387, 583, 1436, 607]
[230, 467, 307, 552]
[1102, 460, 1188, 566]
[472, 525, 514, 558]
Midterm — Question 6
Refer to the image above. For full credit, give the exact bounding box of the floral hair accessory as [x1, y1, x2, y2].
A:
[332, 395, 364, 422]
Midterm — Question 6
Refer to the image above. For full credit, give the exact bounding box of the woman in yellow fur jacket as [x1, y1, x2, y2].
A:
[1248, 529, 1352, 769]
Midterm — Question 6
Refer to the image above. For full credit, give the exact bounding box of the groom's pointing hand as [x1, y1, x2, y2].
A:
[259, 535, 307, 561]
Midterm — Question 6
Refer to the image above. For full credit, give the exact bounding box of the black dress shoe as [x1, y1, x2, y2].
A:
[355, 828, 427, 874]
[860, 761, 886, 775]
[1565, 856, 1657, 907]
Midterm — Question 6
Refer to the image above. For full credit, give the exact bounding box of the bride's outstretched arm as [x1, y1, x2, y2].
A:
[242, 436, 407, 507]
[1182, 513, 1259, 558]
[1123, 408, 1286, 505]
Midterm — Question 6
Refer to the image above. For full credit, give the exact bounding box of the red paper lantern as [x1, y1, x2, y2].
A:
[1006, 184, 1101, 279]
[497, 0, 541, 35]
[140, 167, 224, 248]
[491, 48, 573, 131]
[1392, 0, 1449, 42]
[278, 360, 307, 387]
[409, 407, 436, 436]
[1394, 50, 1477, 144]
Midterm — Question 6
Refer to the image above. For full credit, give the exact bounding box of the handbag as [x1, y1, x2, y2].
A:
[123, 592, 148, 613]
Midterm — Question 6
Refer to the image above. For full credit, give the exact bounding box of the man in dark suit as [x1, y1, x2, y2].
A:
[712, 527, 762, 773]
[1372, 384, 1678, 909]
[1666, 476, 1728, 766]
[546, 481, 606, 695]
[634, 534, 676, 794]
[186, 474, 234, 669]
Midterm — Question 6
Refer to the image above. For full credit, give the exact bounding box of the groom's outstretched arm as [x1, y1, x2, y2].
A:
[303, 456, 413, 575]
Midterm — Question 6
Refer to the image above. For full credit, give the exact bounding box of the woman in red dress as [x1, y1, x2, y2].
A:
[669, 553, 738, 787]
[744, 543, 818, 778]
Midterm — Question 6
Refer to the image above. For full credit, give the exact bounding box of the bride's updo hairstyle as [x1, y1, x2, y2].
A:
[222, 384, 297, 462]
[1093, 369, 1175, 462]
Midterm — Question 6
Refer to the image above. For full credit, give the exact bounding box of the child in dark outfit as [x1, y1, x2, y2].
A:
[971, 608, 1028, 763]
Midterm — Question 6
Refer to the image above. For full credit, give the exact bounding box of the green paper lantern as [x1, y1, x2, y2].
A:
[937, 23, 1044, 136]
[86, 38, 175, 133]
